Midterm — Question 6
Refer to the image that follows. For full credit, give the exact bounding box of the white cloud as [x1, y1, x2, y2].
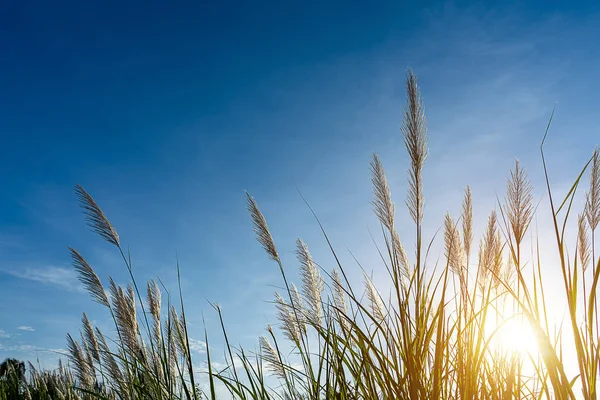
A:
[2, 266, 83, 292]
[17, 326, 35, 332]
[188, 338, 207, 354]
[0, 329, 10, 338]
[0, 342, 66, 356]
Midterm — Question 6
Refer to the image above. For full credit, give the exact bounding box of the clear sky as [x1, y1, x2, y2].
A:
[1, 0, 599, 384]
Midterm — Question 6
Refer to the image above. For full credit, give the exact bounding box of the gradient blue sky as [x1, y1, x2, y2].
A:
[1, 0, 599, 382]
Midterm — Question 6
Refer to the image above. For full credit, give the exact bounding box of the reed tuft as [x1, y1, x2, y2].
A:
[585, 147, 600, 231]
[81, 313, 100, 363]
[506, 160, 534, 245]
[578, 213, 591, 272]
[260, 335, 286, 380]
[363, 272, 386, 322]
[296, 239, 324, 325]
[74, 184, 120, 246]
[370, 153, 411, 282]
[444, 213, 465, 276]
[246, 192, 280, 262]
[402, 69, 428, 225]
[70, 247, 110, 307]
[275, 292, 302, 343]
[462, 186, 473, 259]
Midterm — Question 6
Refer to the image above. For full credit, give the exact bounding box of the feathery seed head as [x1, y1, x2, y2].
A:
[274, 292, 301, 343]
[462, 186, 473, 258]
[506, 160, 534, 245]
[81, 339, 96, 377]
[74, 185, 120, 247]
[246, 192, 280, 262]
[370, 154, 411, 282]
[296, 239, 323, 325]
[331, 269, 347, 313]
[147, 280, 162, 346]
[363, 273, 386, 322]
[110, 279, 141, 356]
[331, 268, 350, 332]
[503, 255, 516, 287]
[444, 213, 465, 277]
[166, 320, 178, 371]
[478, 211, 503, 288]
[66, 333, 92, 388]
[259, 336, 285, 380]
[391, 230, 411, 285]
[290, 283, 307, 334]
[402, 69, 428, 224]
[81, 313, 100, 363]
[578, 213, 592, 272]
[70, 247, 109, 307]
[169, 305, 189, 358]
[95, 327, 124, 388]
[147, 280, 161, 321]
[371, 153, 395, 232]
[586, 147, 600, 231]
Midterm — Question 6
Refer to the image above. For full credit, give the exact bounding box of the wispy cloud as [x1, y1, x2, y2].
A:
[2, 266, 83, 292]
[0, 342, 66, 356]
[188, 338, 207, 354]
[0, 329, 10, 338]
[17, 326, 35, 332]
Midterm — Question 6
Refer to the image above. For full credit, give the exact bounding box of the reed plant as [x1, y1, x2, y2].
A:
[1, 70, 599, 399]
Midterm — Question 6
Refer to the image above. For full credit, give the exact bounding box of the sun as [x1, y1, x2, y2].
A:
[486, 315, 539, 356]
[499, 318, 538, 355]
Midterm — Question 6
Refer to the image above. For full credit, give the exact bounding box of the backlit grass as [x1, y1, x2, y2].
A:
[1, 70, 599, 399]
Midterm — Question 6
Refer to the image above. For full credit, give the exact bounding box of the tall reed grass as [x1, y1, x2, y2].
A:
[1, 70, 599, 399]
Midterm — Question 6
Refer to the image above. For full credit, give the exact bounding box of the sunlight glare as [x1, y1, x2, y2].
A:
[486, 316, 539, 356]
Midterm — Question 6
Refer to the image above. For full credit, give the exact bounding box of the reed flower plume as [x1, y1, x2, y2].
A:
[95, 327, 126, 395]
[502, 252, 516, 285]
[81, 313, 100, 363]
[82, 339, 96, 378]
[370, 153, 410, 281]
[401, 69, 428, 225]
[331, 268, 349, 331]
[370, 153, 395, 232]
[478, 211, 503, 287]
[444, 213, 465, 276]
[110, 279, 141, 356]
[66, 333, 93, 388]
[445, 212, 469, 304]
[147, 280, 161, 320]
[290, 283, 307, 335]
[246, 192, 280, 262]
[260, 334, 285, 380]
[275, 292, 302, 343]
[169, 305, 189, 358]
[166, 319, 178, 371]
[331, 269, 347, 313]
[296, 239, 324, 325]
[506, 160, 534, 245]
[363, 273, 386, 322]
[147, 280, 162, 344]
[579, 213, 592, 272]
[462, 186, 473, 259]
[70, 247, 109, 307]
[585, 147, 600, 231]
[74, 184, 120, 246]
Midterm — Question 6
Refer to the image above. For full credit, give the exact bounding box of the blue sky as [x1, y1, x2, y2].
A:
[1, 0, 599, 382]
